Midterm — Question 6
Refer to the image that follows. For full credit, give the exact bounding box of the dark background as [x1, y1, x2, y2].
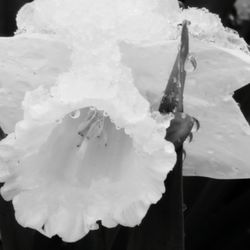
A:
[0, 1, 250, 250]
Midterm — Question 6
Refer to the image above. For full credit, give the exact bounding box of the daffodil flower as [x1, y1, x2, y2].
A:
[0, 0, 250, 243]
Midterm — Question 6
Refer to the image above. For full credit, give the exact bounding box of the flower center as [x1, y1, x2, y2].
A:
[70, 108, 107, 154]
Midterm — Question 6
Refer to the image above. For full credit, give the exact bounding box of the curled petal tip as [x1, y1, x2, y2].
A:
[191, 117, 200, 132]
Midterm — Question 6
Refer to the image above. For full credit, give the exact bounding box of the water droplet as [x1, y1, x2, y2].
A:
[177, 24, 183, 32]
[222, 95, 232, 102]
[185, 54, 197, 73]
[172, 107, 177, 113]
[116, 125, 121, 130]
[56, 119, 62, 124]
[207, 150, 214, 154]
[177, 80, 181, 88]
[70, 110, 81, 119]
[181, 113, 187, 119]
[103, 111, 108, 117]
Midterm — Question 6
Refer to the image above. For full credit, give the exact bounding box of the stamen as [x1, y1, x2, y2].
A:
[86, 109, 97, 122]
[76, 109, 107, 150]
[77, 109, 97, 136]
[77, 121, 92, 137]
[97, 130, 108, 147]
[70, 110, 81, 119]
[86, 116, 104, 140]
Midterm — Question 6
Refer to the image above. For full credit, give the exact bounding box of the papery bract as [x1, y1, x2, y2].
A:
[128, 37, 250, 179]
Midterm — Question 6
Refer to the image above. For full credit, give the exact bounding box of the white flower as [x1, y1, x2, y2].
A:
[0, 82, 175, 242]
[0, 35, 71, 133]
[0, 0, 178, 242]
[0, 0, 250, 243]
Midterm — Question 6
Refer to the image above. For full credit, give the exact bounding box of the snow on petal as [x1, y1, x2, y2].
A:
[0, 80, 175, 242]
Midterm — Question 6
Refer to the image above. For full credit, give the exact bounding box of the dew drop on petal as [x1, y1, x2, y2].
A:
[115, 125, 121, 130]
[103, 111, 108, 117]
[56, 119, 62, 124]
[70, 110, 81, 119]
[181, 113, 187, 119]
[185, 53, 197, 73]
[222, 95, 232, 102]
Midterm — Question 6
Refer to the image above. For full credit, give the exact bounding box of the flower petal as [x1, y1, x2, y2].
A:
[0, 35, 71, 133]
[123, 36, 250, 179]
[183, 42, 250, 179]
[0, 55, 175, 241]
